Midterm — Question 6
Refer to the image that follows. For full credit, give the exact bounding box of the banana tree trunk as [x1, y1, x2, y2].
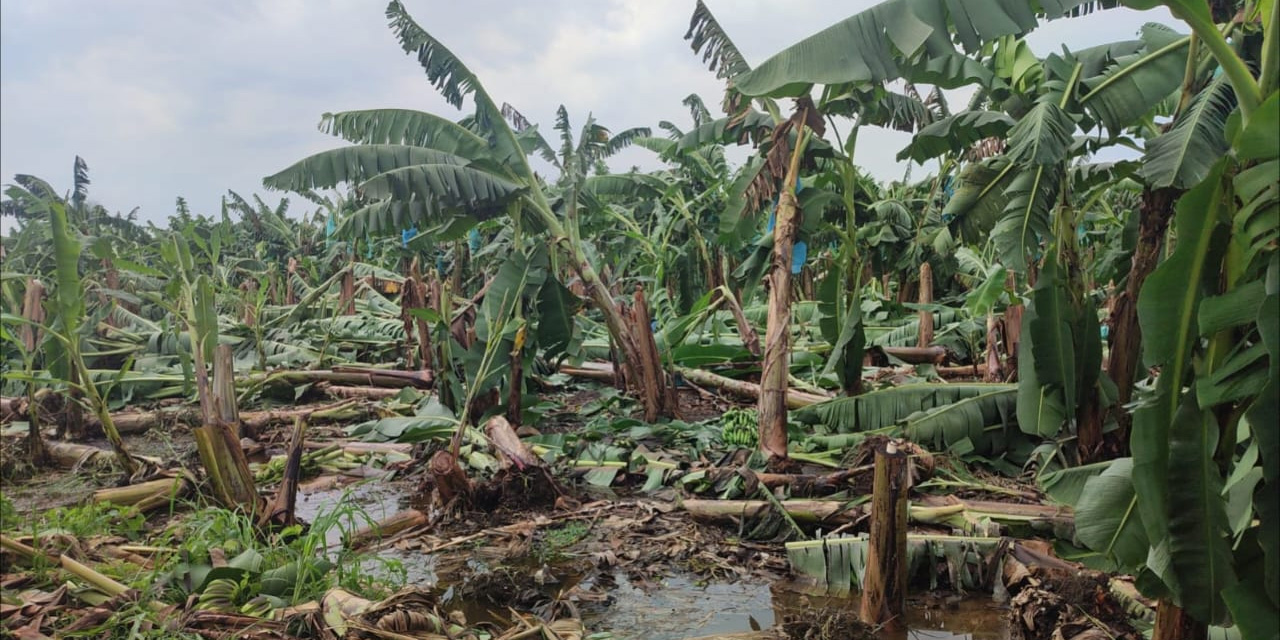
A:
[192, 344, 261, 517]
[400, 259, 434, 371]
[506, 329, 524, 426]
[560, 239, 675, 420]
[286, 258, 299, 305]
[630, 286, 675, 422]
[983, 313, 1004, 382]
[759, 131, 810, 463]
[1104, 187, 1178, 452]
[1151, 600, 1206, 640]
[20, 279, 50, 467]
[917, 262, 934, 347]
[721, 281, 762, 358]
[340, 267, 356, 315]
[1003, 271, 1023, 379]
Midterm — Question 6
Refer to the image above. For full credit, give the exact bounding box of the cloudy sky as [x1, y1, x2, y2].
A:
[0, 1, 1175, 226]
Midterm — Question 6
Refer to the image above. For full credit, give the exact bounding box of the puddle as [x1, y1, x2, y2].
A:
[582, 574, 773, 639]
[289, 485, 1010, 639]
[583, 573, 1010, 640]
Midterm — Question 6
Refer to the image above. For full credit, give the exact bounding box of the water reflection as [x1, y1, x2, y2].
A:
[583, 574, 1010, 639]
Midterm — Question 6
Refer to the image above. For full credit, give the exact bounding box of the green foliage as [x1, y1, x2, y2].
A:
[166, 496, 406, 611]
[27, 501, 148, 541]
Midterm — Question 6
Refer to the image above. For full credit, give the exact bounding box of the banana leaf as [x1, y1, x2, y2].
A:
[796, 383, 1011, 434]
[787, 534, 1005, 596]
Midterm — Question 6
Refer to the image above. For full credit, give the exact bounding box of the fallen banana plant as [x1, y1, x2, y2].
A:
[681, 497, 1073, 540]
[319, 586, 588, 640]
[92, 470, 195, 513]
[786, 534, 1009, 597]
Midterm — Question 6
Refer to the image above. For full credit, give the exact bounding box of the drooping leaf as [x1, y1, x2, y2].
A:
[319, 109, 493, 161]
[535, 276, 582, 363]
[263, 145, 470, 192]
[944, 158, 1015, 243]
[796, 383, 1013, 433]
[732, 0, 1109, 98]
[359, 164, 525, 211]
[897, 111, 1016, 163]
[1039, 458, 1114, 505]
[1075, 458, 1151, 571]
[384, 1, 527, 168]
[903, 386, 1018, 453]
[1139, 73, 1235, 189]
[1079, 23, 1189, 135]
[1246, 256, 1280, 604]
[677, 111, 776, 150]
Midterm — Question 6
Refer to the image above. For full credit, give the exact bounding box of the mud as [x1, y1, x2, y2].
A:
[1006, 565, 1139, 640]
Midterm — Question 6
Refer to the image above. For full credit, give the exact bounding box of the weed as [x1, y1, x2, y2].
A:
[59, 595, 204, 640]
[157, 490, 408, 610]
[0, 493, 17, 530]
[35, 501, 147, 541]
[534, 520, 590, 562]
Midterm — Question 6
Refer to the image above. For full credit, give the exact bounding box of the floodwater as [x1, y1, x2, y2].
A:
[583, 574, 1009, 639]
[298, 481, 1010, 640]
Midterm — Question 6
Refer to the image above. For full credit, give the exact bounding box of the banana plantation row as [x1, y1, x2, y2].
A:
[0, 0, 1275, 639]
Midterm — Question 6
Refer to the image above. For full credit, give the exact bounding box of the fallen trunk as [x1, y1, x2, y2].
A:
[0, 396, 22, 423]
[682, 498, 860, 525]
[44, 440, 141, 471]
[876, 346, 948, 365]
[558, 362, 832, 408]
[93, 474, 193, 513]
[484, 415, 542, 470]
[684, 497, 1073, 533]
[558, 362, 618, 383]
[348, 508, 428, 549]
[253, 368, 433, 389]
[937, 363, 990, 378]
[33, 399, 377, 437]
[675, 367, 827, 408]
[321, 385, 403, 400]
[336, 441, 414, 456]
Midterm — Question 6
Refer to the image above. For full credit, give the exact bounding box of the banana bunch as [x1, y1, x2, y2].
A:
[719, 408, 759, 447]
[195, 578, 244, 612]
[239, 595, 279, 619]
[252, 446, 364, 484]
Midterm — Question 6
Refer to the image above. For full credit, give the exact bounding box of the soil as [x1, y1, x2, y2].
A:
[1007, 564, 1140, 640]
[780, 608, 875, 640]
[0, 392, 1129, 640]
[674, 385, 737, 422]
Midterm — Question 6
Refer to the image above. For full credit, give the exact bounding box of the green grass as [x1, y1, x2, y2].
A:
[4, 490, 407, 636]
[534, 520, 590, 562]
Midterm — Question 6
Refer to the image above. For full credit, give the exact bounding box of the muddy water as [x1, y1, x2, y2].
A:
[584, 574, 1009, 639]
[295, 484, 1010, 639]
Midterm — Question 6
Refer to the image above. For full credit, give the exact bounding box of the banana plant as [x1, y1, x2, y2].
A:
[264, 1, 672, 418]
[2, 174, 138, 477]
[1074, 0, 1278, 634]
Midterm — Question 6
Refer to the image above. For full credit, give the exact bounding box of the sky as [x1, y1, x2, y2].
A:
[0, 1, 1177, 228]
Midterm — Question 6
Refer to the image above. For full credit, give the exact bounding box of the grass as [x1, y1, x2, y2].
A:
[534, 520, 591, 562]
[1, 489, 407, 635]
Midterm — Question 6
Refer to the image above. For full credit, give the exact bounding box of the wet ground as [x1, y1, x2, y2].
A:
[297, 478, 1011, 640]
